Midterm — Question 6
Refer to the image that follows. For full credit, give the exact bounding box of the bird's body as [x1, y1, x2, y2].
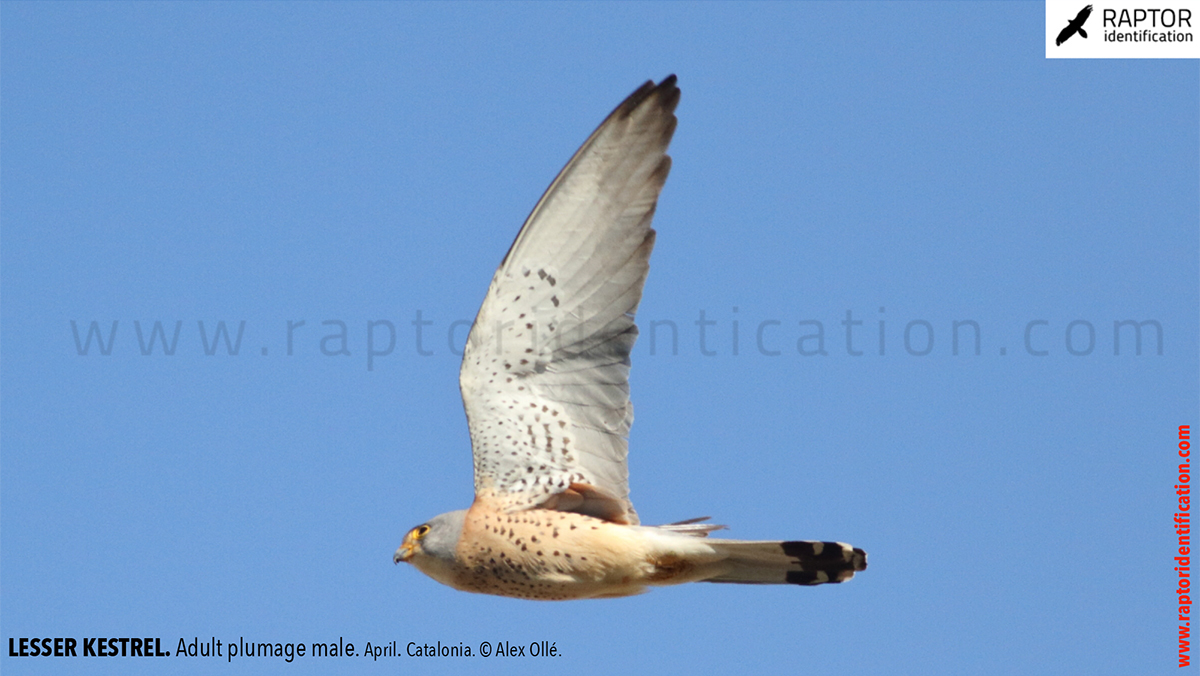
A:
[394, 76, 867, 599]
[414, 503, 696, 600]
[406, 499, 865, 600]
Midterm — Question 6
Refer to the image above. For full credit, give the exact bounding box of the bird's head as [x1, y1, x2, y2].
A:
[394, 510, 467, 581]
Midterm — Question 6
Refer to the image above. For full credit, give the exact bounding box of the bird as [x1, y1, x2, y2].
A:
[393, 75, 867, 600]
[1056, 5, 1093, 46]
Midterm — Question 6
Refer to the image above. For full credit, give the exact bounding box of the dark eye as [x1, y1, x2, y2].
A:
[416, 525, 431, 537]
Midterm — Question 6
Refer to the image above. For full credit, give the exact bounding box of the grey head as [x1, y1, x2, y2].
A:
[393, 509, 467, 574]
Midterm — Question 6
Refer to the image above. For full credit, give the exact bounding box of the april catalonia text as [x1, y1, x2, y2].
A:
[399, 640, 560, 658]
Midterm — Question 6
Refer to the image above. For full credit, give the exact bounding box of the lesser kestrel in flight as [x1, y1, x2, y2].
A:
[394, 76, 867, 599]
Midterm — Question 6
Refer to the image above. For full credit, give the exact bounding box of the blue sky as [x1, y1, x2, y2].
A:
[2, 2, 1196, 674]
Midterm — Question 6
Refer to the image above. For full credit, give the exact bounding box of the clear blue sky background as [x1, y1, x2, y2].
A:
[2, 2, 1197, 674]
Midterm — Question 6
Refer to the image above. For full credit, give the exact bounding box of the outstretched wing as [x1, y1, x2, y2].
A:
[459, 76, 679, 526]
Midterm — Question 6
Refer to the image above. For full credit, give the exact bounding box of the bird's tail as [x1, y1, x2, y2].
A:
[703, 539, 867, 586]
[1079, 28, 1088, 38]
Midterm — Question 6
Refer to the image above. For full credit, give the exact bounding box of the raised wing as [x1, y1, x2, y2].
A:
[459, 76, 679, 525]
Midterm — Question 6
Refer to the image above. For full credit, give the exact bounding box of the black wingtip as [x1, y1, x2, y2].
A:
[659, 74, 678, 95]
[656, 74, 680, 113]
[617, 75, 680, 120]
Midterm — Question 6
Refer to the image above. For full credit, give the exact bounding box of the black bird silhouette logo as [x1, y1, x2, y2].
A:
[1056, 4, 1094, 46]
